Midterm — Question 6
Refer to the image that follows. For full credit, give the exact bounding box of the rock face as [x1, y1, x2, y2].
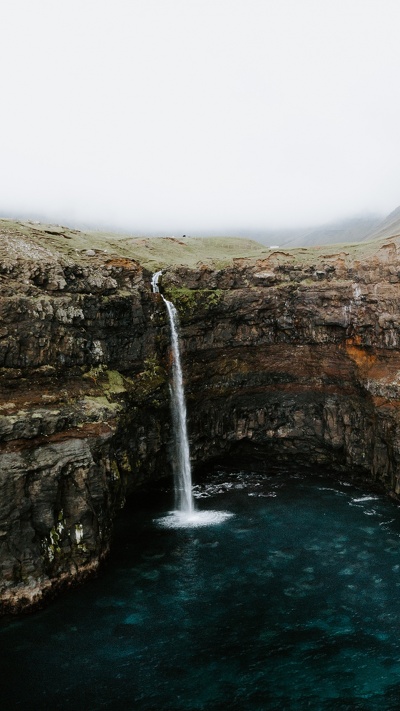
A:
[162, 244, 400, 494]
[1, 224, 400, 613]
[0, 228, 169, 613]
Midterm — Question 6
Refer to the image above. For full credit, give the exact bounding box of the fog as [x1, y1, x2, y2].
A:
[1, 0, 400, 233]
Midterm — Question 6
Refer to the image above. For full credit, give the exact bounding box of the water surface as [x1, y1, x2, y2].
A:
[2, 471, 400, 710]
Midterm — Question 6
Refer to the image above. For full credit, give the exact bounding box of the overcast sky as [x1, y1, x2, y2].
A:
[1, 0, 400, 233]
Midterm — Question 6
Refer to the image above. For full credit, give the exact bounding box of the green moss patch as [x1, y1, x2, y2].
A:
[163, 286, 223, 319]
[133, 357, 167, 401]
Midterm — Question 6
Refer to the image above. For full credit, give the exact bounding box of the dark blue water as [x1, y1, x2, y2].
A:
[2, 471, 400, 710]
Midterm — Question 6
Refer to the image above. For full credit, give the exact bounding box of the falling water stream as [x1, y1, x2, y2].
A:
[152, 270, 193, 514]
[152, 271, 231, 528]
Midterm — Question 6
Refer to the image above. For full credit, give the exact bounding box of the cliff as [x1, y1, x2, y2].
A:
[1, 219, 400, 613]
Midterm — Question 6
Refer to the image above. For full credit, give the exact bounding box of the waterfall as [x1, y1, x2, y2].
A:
[152, 271, 232, 528]
[152, 271, 193, 514]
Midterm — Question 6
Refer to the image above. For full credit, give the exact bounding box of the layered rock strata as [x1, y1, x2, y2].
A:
[163, 244, 400, 490]
[1, 225, 400, 613]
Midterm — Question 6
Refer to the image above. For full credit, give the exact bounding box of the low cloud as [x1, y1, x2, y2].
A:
[1, 0, 399, 233]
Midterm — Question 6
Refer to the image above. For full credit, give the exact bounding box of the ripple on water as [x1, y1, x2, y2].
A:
[156, 509, 233, 529]
[123, 612, 145, 625]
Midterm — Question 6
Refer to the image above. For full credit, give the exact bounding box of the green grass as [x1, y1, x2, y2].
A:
[116, 235, 268, 268]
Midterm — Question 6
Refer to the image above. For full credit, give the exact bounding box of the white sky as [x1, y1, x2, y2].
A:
[1, 0, 400, 233]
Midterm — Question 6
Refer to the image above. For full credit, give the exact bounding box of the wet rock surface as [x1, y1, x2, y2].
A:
[1, 222, 400, 612]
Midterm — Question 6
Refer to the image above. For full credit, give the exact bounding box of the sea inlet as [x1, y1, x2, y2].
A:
[2, 469, 400, 710]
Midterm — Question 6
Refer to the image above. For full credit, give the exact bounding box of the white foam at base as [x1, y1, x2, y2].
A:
[156, 510, 233, 529]
[353, 495, 379, 502]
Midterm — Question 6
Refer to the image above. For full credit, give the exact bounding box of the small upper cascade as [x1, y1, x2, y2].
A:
[151, 270, 163, 294]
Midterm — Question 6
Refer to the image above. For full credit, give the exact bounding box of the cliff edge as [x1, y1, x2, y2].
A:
[1, 219, 400, 613]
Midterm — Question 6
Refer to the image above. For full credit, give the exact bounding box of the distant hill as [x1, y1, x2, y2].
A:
[363, 205, 400, 241]
[245, 207, 400, 248]
[246, 216, 382, 249]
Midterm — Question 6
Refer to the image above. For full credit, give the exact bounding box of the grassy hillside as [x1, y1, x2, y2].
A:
[1, 217, 399, 272]
[0, 219, 268, 269]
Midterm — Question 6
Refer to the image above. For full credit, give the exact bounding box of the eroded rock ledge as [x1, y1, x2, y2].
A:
[1, 222, 400, 613]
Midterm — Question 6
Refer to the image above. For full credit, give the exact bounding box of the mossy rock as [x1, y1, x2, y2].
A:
[163, 286, 223, 320]
[133, 357, 168, 401]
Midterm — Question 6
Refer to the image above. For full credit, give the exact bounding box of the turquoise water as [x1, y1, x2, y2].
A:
[2, 471, 400, 709]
